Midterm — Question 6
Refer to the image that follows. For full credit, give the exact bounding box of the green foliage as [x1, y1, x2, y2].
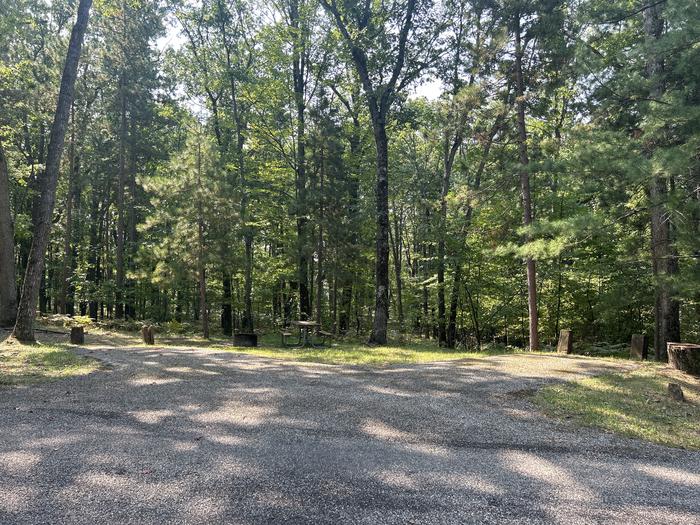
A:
[2, 0, 698, 347]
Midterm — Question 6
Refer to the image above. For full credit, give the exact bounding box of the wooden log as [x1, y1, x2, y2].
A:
[141, 325, 150, 344]
[667, 343, 700, 376]
[70, 326, 84, 345]
[141, 325, 155, 345]
[630, 334, 648, 360]
[557, 329, 573, 354]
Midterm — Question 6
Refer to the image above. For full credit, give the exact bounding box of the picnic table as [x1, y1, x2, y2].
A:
[291, 320, 318, 347]
[281, 321, 332, 348]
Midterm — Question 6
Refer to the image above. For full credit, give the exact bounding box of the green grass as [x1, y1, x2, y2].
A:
[204, 333, 513, 366]
[533, 364, 700, 449]
[0, 339, 100, 386]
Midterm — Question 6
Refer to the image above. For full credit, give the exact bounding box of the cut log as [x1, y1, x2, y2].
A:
[141, 325, 155, 345]
[667, 343, 700, 376]
[557, 329, 573, 354]
[70, 326, 84, 345]
[630, 334, 648, 360]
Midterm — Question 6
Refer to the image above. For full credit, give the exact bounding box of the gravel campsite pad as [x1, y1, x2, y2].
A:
[1, 346, 699, 524]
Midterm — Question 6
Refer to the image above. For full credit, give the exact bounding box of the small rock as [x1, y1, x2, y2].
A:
[668, 382, 684, 402]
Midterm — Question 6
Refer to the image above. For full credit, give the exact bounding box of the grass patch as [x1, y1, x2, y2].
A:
[574, 341, 630, 359]
[533, 364, 700, 449]
[0, 339, 100, 386]
[205, 333, 514, 366]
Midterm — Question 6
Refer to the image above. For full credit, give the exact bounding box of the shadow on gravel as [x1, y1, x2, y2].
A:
[1, 346, 698, 524]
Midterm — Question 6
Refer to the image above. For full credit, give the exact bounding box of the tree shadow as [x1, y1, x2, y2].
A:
[1, 344, 699, 523]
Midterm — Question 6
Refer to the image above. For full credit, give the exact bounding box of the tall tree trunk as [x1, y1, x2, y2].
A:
[222, 275, 233, 336]
[289, 0, 311, 320]
[438, 131, 462, 346]
[39, 265, 48, 314]
[422, 239, 430, 338]
[447, 113, 503, 348]
[319, 0, 417, 344]
[446, 265, 460, 348]
[196, 30, 232, 337]
[115, 72, 127, 319]
[338, 110, 360, 334]
[104, 197, 112, 319]
[87, 181, 105, 320]
[315, 150, 325, 325]
[368, 119, 390, 344]
[242, 234, 253, 332]
[339, 286, 352, 333]
[216, 0, 253, 333]
[12, 0, 92, 341]
[0, 139, 17, 326]
[644, 3, 680, 360]
[316, 229, 324, 325]
[331, 273, 338, 333]
[60, 105, 77, 315]
[196, 138, 209, 338]
[125, 117, 137, 319]
[514, 16, 539, 351]
[465, 282, 482, 350]
[389, 203, 404, 332]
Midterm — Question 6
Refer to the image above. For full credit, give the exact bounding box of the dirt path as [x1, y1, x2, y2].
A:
[1, 346, 698, 524]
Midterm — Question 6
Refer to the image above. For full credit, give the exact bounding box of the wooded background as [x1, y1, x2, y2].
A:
[0, 0, 698, 354]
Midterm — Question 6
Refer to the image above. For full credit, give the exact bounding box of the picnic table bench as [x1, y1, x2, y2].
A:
[281, 321, 332, 348]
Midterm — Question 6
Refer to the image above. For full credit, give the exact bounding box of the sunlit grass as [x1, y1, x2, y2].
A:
[533, 365, 700, 449]
[203, 333, 515, 366]
[0, 339, 100, 386]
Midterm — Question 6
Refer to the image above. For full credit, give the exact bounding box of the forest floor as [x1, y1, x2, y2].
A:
[1, 333, 699, 524]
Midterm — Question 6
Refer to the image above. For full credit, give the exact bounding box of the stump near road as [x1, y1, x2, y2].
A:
[141, 325, 155, 345]
[557, 329, 573, 354]
[70, 326, 84, 345]
[667, 343, 700, 376]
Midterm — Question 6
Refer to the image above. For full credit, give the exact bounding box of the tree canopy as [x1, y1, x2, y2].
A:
[1, 0, 698, 355]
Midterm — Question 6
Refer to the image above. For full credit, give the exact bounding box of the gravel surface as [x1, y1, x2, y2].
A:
[1, 346, 698, 524]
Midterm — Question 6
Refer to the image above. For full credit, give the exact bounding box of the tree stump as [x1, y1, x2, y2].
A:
[70, 326, 84, 345]
[630, 334, 648, 360]
[557, 329, 573, 354]
[142, 325, 155, 345]
[667, 343, 700, 376]
[668, 383, 685, 402]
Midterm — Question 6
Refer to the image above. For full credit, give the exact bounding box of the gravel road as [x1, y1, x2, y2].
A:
[1, 346, 698, 524]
